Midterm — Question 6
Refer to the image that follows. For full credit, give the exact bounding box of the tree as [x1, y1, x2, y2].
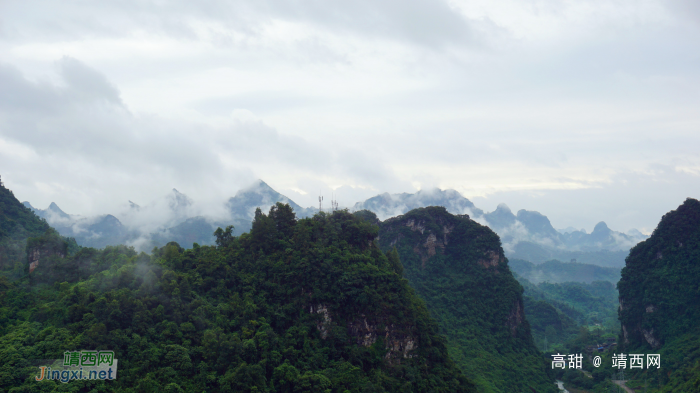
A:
[387, 247, 404, 276]
[268, 202, 296, 239]
[214, 225, 235, 248]
[250, 208, 277, 253]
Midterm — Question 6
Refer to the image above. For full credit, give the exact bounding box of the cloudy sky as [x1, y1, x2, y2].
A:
[1, 0, 699, 233]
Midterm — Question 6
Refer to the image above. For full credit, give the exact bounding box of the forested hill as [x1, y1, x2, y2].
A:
[617, 197, 700, 390]
[0, 179, 51, 270]
[372, 207, 556, 393]
[1, 203, 474, 392]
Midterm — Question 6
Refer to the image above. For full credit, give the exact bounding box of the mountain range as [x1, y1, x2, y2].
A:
[4, 175, 698, 391]
[0, 181, 478, 392]
[23, 180, 647, 263]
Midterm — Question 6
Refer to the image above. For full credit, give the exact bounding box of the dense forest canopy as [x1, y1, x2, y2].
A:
[0, 181, 52, 272]
[616, 198, 700, 391]
[1, 202, 474, 392]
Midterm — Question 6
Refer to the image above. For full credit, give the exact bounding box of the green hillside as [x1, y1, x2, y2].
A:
[0, 180, 51, 272]
[1, 203, 473, 392]
[617, 198, 700, 391]
[373, 207, 556, 393]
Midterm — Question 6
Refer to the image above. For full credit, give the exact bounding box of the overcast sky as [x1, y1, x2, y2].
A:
[1, 0, 699, 233]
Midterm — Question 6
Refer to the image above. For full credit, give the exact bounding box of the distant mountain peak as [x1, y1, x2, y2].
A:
[514, 209, 561, 243]
[495, 203, 511, 213]
[483, 203, 517, 230]
[516, 209, 544, 218]
[228, 179, 306, 220]
[236, 179, 288, 198]
[255, 179, 270, 187]
[592, 221, 610, 233]
[47, 202, 71, 218]
[352, 187, 480, 220]
[236, 179, 270, 193]
[168, 188, 193, 211]
[626, 228, 646, 239]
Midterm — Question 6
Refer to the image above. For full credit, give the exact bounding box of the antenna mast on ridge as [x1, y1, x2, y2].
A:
[331, 192, 338, 212]
[319, 193, 323, 212]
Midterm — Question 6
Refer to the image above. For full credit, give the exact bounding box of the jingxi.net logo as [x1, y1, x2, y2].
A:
[35, 350, 118, 383]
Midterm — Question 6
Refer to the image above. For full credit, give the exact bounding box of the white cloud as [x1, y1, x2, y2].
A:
[1, 0, 699, 231]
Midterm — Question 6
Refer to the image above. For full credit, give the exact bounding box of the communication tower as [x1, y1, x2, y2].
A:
[331, 193, 339, 212]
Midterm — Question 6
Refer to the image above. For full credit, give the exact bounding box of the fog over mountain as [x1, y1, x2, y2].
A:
[227, 180, 318, 220]
[4, 1, 700, 391]
[350, 188, 647, 262]
[352, 188, 483, 220]
[23, 180, 648, 262]
[2, 0, 700, 237]
[24, 188, 236, 250]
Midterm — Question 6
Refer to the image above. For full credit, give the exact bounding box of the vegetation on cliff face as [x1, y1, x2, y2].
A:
[1, 203, 474, 392]
[0, 182, 51, 272]
[371, 207, 556, 393]
[616, 198, 700, 391]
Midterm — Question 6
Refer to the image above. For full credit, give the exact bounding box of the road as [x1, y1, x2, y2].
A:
[555, 380, 569, 393]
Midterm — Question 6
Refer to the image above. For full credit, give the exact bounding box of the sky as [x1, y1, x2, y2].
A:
[1, 0, 699, 234]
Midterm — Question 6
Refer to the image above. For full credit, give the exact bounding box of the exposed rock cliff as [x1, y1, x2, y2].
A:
[310, 299, 419, 363]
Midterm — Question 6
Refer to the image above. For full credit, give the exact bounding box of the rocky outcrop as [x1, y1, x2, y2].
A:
[642, 328, 661, 349]
[398, 217, 457, 267]
[405, 219, 426, 234]
[309, 304, 332, 339]
[478, 250, 503, 270]
[27, 245, 65, 273]
[348, 316, 417, 362]
[309, 305, 418, 362]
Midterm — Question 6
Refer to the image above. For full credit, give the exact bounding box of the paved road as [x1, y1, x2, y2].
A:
[612, 379, 636, 393]
[555, 380, 569, 393]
